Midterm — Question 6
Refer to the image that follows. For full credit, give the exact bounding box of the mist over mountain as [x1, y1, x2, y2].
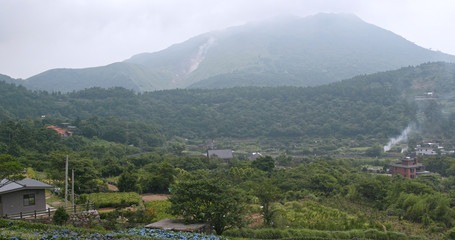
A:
[10, 13, 455, 92]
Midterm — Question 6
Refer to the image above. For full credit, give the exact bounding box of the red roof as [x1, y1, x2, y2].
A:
[46, 125, 73, 136]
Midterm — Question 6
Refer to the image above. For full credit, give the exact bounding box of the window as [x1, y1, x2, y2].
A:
[23, 194, 35, 206]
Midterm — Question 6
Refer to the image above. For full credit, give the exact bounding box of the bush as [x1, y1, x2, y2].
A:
[364, 229, 388, 240]
[272, 200, 365, 230]
[224, 228, 426, 240]
[99, 209, 154, 230]
[53, 206, 70, 225]
[144, 200, 175, 221]
[445, 227, 455, 240]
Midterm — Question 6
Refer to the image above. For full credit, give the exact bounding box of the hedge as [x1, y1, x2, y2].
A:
[223, 228, 428, 239]
[80, 192, 142, 209]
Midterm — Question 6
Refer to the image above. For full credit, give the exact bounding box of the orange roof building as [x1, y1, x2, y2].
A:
[46, 125, 73, 138]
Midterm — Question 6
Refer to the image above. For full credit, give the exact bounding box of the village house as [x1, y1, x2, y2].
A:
[0, 179, 53, 217]
[248, 152, 264, 161]
[46, 125, 73, 139]
[415, 143, 454, 156]
[207, 149, 233, 160]
[389, 157, 429, 179]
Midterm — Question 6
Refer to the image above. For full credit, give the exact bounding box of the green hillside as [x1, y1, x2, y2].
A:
[0, 73, 18, 84]
[22, 62, 164, 92]
[16, 13, 455, 92]
[1, 62, 454, 143]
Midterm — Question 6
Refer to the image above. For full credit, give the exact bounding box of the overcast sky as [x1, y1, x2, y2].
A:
[1, 0, 455, 79]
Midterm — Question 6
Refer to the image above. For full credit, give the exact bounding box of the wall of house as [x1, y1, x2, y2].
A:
[1, 189, 47, 216]
[393, 167, 417, 179]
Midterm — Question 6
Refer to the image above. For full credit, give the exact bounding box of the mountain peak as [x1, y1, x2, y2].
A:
[19, 13, 455, 92]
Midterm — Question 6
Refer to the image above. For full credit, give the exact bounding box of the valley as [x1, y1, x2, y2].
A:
[1, 11, 455, 239]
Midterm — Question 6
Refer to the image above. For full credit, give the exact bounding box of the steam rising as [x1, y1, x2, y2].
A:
[383, 124, 413, 152]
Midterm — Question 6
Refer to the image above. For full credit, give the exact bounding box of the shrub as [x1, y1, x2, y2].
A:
[272, 200, 365, 230]
[224, 228, 425, 240]
[364, 229, 388, 240]
[80, 192, 142, 208]
[53, 206, 70, 225]
[145, 200, 175, 221]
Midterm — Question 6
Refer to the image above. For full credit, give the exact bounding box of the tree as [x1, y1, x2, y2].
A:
[252, 179, 281, 226]
[276, 154, 293, 167]
[118, 164, 140, 193]
[365, 144, 383, 157]
[0, 154, 24, 187]
[251, 156, 275, 172]
[141, 161, 175, 193]
[309, 173, 339, 195]
[168, 143, 185, 156]
[71, 158, 101, 193]
[169, 177, 246, 234]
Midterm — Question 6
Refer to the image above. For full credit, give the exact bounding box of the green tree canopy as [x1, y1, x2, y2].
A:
[251, 155, 275, 172]
[118, 164, 140, 193]
[169, 177, 246, 234]
[0, 154, 24, 187]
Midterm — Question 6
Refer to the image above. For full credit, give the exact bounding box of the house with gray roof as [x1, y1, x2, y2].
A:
[0, 179, 53, 217]
[207, 149, 233, 160]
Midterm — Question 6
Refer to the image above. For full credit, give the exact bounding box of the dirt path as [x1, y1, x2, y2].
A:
[141, 194, 169, 202]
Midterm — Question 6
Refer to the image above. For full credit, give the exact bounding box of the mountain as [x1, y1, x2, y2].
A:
[22, 62, 160, 92]
[15, 13, 455, 92]
[0, 74, 17, 84]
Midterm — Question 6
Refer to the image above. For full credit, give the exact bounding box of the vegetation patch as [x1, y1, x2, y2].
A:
[273, 200, 365, 230]
[224, 227, 426, 240]
[145, 200, 176, 222]
[80, 192, 142, 209]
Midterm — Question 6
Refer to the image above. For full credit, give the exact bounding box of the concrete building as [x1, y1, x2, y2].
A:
[0, 179, 53, 217]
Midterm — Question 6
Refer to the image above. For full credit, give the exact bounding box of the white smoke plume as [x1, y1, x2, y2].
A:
[383, 124, 414, 152]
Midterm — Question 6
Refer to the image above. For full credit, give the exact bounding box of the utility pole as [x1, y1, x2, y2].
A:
[71, 169, 75, 211]
[65, 155, 68, 208]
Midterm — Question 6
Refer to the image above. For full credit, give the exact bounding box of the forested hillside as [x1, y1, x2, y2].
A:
[1, 62, 455, 143]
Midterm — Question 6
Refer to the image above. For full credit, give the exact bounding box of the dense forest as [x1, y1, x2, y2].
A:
[2, 62, 455, 143]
